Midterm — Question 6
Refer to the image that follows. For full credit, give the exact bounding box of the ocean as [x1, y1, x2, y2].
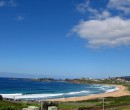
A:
[0, 77, 118, 100]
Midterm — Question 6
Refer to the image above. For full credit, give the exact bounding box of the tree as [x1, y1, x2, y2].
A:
[0, 95, 3, 100]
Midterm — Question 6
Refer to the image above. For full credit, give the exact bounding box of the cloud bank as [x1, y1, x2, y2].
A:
[71, 0, 130, 48]
[72, 17, 130, 48]
[108, 0, 130, 14]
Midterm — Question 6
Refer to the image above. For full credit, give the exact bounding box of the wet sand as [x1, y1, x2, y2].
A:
[47, 85, 130, 102]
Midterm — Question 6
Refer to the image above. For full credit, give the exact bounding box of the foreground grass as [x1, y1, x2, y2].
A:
[106, 105, 130, 110]
[1, 96, 130, 110]
[0, 100, 26, 110]
[59, 102, 98, 109]
[59, 96, 130, 109]
[0, 100, 40, 110]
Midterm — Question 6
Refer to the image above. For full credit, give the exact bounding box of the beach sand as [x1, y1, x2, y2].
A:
[47, 85, 130, 102]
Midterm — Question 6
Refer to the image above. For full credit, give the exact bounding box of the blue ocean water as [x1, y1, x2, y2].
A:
[0, 78, 117, 100]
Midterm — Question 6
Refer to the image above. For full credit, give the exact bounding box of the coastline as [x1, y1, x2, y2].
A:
[47, 85, 130, 102]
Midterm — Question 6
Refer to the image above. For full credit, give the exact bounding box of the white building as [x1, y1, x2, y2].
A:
[23, 106, 39, 110]
[48, 106, 58, 110]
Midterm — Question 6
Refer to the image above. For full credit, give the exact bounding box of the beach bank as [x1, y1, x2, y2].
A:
[47, 85, 130, 102]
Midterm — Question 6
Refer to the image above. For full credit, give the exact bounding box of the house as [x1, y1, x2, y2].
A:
[23, 106, 39, 110]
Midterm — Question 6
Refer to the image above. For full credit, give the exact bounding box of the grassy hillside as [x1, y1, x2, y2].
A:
[59, 96, 130, 110]
[1, 96, 130, 110]
[0, 100, 27, 110]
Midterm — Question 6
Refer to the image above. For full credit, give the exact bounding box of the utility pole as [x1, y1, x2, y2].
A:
[41, 100, 43, 110]
[102, 98, 104, 110]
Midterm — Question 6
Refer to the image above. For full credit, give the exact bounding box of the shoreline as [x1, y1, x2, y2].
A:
[47, 85, 130, 102]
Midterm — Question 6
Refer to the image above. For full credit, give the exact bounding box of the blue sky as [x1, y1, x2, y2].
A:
[0, 0, 130, 78]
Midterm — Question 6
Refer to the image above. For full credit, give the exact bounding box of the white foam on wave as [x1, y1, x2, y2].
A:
[66, 90, 90, 95]
[92, 85, 119, 94]
[1, 93, 22, 99]
[99, 87, 110, 90]
[0, 93, 63, 99]
[99, 85, 111, 88]
[16, 93, 63, 99]
[0, 86, 119, 99]
[0, 90, 91, 99]
[92, 85, 111, 89]
[105, 87, 120, 93]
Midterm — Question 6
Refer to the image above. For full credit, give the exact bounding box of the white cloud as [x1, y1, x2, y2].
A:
[76, 0, 98, 14]
[72, 0, 130, 48]
[108, 0, 130, 14]
[15, 16, 24, 21]
[71, 17, 130, 48]
[0, 1, 6, 7]
[95, 10, 111, 19]
[76, 0, 111, 20]
[0, 0, 17, 7]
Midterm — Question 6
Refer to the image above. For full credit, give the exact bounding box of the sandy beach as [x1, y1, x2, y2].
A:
[47, 85, 130, 102]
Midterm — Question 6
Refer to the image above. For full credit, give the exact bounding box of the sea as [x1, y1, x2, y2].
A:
[0, 77, 118, 100]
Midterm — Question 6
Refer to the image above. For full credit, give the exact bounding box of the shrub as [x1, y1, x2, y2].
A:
[78, 107, 93, 110]
[0, 95, 3, 100]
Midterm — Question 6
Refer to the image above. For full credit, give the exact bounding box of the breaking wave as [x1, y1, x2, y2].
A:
[0, 90, 91, 99]
[0, 87, 119, 100]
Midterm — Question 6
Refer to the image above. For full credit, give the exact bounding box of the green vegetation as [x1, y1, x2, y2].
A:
[106, 105, 130, 110]
[0, 100, 40, 110]
[59, 96, 130, 110]
[0, 95, 3, 100]
[59, 102, 97, 109]
[0, 100, 25, 110]
[1, 96, 130, 110]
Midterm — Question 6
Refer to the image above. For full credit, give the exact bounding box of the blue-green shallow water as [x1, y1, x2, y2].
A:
[0, 77, 117, 100]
